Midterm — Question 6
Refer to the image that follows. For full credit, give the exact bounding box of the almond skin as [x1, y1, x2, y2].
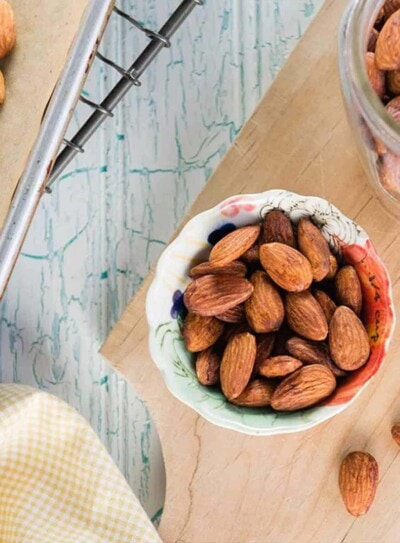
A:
[286, 336, 346, 377]
[196, 348, 221, 385]
[219, 322, 252, 346]
[209, 225, 260, 266]
[182, 312, 224, 352]
[216, 303, 246, 324]
[339, 452, 379, 517]
[271, 365, 336, 411]
[258, 355, 302, 378]
[285, 291, 328, 341]
[326, 253, 339, 280]
[335, 265, 362, 315]
[376, 10, 400, 70]
[0, 1, 15, 59]
[329, 306, 370, 371]
[189, 259, 247, 279]
[184, 274, 253, 317]
[314, 289, 337, 323]
[391, 423, 400, 446]
[260, 209, 296, 247]
[245, 271, 284, 333]
[259, 242, 313, 292]
[297, 218, 331, 281]
[254, 333, 276, 373]
[241, 243, 260, 265]
[367, 28, 379, 52]
[366, 52, 385, 98]
[220, 332, 256, 400]
[231, 379, 275, 407]
[384, 1, 400, 20]
[387, 69, 400, 95]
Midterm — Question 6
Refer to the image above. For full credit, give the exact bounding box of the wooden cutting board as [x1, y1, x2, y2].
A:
[101, 0, 400, 541]
[0, 0, 90, 231]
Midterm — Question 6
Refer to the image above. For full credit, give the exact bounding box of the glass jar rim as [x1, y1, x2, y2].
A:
[340, 0, 400, 154]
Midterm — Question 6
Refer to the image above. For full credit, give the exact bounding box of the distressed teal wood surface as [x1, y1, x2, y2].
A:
[0, 0, 323, 520]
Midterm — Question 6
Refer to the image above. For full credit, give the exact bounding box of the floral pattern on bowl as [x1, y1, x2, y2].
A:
[146, 190, 395, 435]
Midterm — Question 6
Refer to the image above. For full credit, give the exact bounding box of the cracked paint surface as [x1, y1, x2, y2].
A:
[0, 0, 323, 520]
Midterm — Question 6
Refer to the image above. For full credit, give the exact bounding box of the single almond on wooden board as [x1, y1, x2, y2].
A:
[297, 218, 331, 281]
[189, 259, 247, 279]
[259, 242, 313, 292]
[216, 303, 246, 323]
[271, 365, 336, 411]
[196, 348, 221, 386]
[391, 423, 400, 446]
[286, 336, 346, 377]
[326, 253, 339, 280]
[245, 271, 284, 333]
[329, 306, 370, 371]
[285, 291, 328, 341]
[0, 0, 15, 59]
[184, 274, 253, 317]
[260, 209, 296, 247]
[314, 289, 337, 323]
[368, 28, 379, 52]
[365, 52, 386, 98]
[258, 355, 302, 378]
[240, 243, 260, 265]
[335, 265, 362, 315]
[220, 332, 256, 400]
[384, 0, 400, 20]
[376, 10, 400, 70]
[231, 379, 275, 407]
[387, 69, 400, 95]
[182, 312, 224, 352]
[339, 452, 379, 517]
[0, 70, 5, 105]
[209, 225, 260, 266]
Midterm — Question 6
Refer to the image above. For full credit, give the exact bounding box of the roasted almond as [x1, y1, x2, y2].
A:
[216, 303, 246, 323]
[220, 332, 256, 400]
[241, 243, 260, 265]
[297, 218, 331, 281]
[219, 321, 252, 346]
[260, 209, 296, 247]
[259, 242, 313, 292]
[245, 271, 284, 333]
[367, 28, 379, 52]
[189, 259, 247, 279]
[387, 69, 400, 95]
[182, 312, 224, 352]
[314, 289, 337, 323]
[184, 274, 253, 316]
[391, 423, 400, 446]
[335, 265, 362, 315]
[376, 9, 400, 70]
[271, 365, 336, 411]
[286, 336, 346, 377]
[339, 452, 379, 517]
[285, 291, 328, 341]
[366, 52, 385, 98]
[0, 0, 15, 59]
[196, 348, 221, 385]
[329, 306, 370, 371]
[258, 355, 302, 378]
[326, 253, 339, 280]
[209, 225, 260, 266]
[383, 0, 400, 20]
[254, 333, 276, 373]
[231, 379, 275, 407]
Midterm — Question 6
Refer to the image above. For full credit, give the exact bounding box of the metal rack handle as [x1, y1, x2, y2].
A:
[46, 0, 203, 190]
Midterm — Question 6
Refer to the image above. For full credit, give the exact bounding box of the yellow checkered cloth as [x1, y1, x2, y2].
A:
[0, 384, 161, 543]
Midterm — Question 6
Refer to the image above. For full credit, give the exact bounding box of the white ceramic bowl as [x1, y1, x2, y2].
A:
[146, 190, 395, 435]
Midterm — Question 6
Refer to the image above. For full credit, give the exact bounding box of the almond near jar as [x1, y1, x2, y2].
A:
[339, 0, 400, 212]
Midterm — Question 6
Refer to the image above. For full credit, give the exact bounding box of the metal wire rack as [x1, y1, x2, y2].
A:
[0, 0, 203, 298]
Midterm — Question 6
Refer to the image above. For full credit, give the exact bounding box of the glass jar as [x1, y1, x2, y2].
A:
[339, 0, 400, 213]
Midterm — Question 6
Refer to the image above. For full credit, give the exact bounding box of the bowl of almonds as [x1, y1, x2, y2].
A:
[146, 190, 395, 434]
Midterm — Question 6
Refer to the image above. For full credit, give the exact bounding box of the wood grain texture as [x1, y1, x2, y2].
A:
[0, 0, 89, 230]
[101, 0, 400, 540]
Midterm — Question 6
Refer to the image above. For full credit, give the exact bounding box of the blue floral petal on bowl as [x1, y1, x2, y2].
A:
[170, 290, 187, 321]
[207, 223, 236, 246]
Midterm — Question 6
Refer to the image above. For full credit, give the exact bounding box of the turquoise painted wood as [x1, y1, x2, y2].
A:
[0, 0, 324, 521]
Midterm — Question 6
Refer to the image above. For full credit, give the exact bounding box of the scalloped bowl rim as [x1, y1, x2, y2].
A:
[146, 190, 396, 436]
